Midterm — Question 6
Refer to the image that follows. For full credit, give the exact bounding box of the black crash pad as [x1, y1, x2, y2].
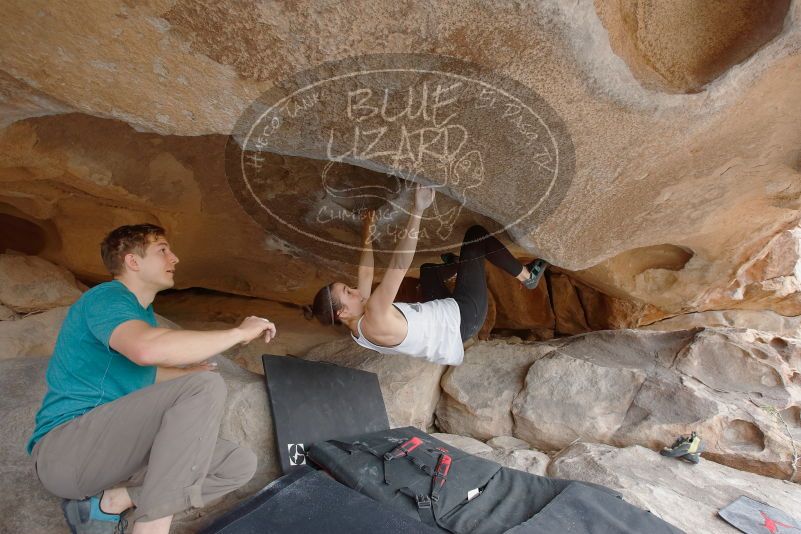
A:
[262, 355, 390, 474]
[200, 466, 439, 534]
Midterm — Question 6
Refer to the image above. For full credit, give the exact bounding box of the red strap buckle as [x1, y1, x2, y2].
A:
[434, 454, 452, 487]
[384, 436, 423, 461]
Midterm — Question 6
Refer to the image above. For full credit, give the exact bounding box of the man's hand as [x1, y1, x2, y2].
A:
[236, 316, 277, 345]
[414, 185, 435, 213]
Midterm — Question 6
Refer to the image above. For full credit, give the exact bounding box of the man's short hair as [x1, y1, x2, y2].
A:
[100, 224, 166, 276]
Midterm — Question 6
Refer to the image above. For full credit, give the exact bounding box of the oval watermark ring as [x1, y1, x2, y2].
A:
[226, 54, 574, 264]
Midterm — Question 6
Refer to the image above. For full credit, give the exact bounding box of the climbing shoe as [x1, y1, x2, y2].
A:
[113, 512, 129, 534]
[523, 259, 549, 289]
[660, 432, 703, 464]
[61, 494, 125, 534]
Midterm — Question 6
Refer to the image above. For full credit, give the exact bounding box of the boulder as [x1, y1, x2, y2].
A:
[485, 436, 531, 452]
[486, 449, 550, 476]
[549, 442, 801, 534]
[513, 350, 648, 447]
[0, 254, 82, 313]
[304, 337, 445, 430]
[0, 307, 68, 360]
[441, 328, 801, 481]
[436, 340, 556, 440]
[524, 329, 801, 480]
[431, 433, 493, 456]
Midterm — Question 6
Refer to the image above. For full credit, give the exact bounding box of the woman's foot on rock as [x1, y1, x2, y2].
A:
[523, 259, 549, 289]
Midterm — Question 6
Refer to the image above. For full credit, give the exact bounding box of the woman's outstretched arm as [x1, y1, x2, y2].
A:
[357, 209, 376, 299]
[367, 185, 435, 313]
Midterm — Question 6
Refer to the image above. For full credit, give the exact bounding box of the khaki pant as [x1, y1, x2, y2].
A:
[32, 371, 257, 523]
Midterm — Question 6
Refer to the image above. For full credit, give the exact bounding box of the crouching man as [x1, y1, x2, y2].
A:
[27, 224, 276, 534]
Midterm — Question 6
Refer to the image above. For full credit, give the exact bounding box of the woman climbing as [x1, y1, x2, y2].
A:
[310, 185, 548, 365]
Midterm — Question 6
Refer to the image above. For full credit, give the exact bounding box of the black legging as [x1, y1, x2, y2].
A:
[419, 225, 524, 341]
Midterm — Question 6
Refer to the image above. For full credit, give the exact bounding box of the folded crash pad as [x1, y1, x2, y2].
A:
[261, 355, 390, 474]
[200, 465, 439, 534]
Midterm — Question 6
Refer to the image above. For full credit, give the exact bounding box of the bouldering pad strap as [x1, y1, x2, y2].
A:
[399, 487, 439, 529]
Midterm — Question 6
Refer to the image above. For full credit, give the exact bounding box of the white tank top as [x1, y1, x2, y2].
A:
[351, 299, 464, 366]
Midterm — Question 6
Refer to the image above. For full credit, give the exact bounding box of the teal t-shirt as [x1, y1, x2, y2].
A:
[27, 280, 158, 454]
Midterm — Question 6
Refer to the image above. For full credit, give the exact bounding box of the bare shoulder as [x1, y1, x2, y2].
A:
[360, 303, 406, 344]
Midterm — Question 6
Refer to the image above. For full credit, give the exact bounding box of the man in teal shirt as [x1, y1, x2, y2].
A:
[29, 224, 277, 534]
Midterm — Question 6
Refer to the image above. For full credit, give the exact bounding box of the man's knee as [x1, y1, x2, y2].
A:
[464, 225, 488, 241]
[184, 371, 227, 403]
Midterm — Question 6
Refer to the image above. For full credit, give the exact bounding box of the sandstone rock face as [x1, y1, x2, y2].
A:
[0, 302, 17, 320]
[1, 1, 800, 316]
[706, 223, 801, 316]
[514, 351, 648, 446]
[524, 329, 801, 480]
[0, 69, 73, 130]
[572, 276, 662, 330]
[485, 264, 662, 338]
[486, 448, 551, 477]
[441, 329, 801, 482]
[436, 340, 557, 440]
[486, 436, 532, 452]
[0, 116, 331, 304]
[549, 273, 590, 335]
[431, 433, 493, 456]
[549, 442, 801, 534]
[0, 306, 68, 359]
[0, 357, 67, 533]
[643, 309, 801, 339]
[486, 261, 554, 332]
[304, 337, 445, 430]
[595, 0, 791, 94]
[0, 254, 82, 313]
